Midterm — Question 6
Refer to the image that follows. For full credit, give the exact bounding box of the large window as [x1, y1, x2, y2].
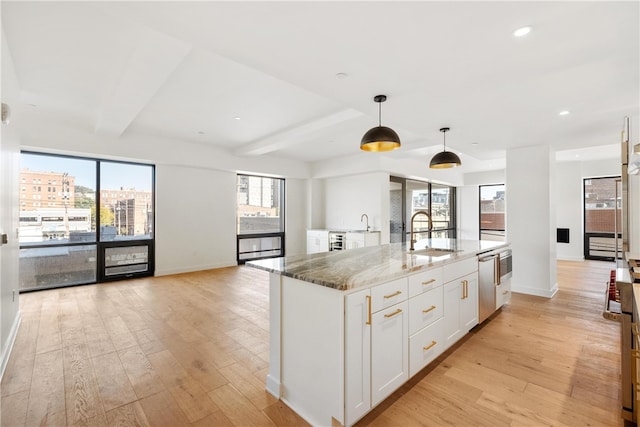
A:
[584, 176, 620, 261]
[236, 174, 285, 263]
[389, 177, 456, 243]
[479, 184, 506, 241]
[19, 152, 155, 291]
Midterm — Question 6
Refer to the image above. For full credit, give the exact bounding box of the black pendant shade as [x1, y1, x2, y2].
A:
[360, 95, 401, 152]
[429, 127, 461, 168]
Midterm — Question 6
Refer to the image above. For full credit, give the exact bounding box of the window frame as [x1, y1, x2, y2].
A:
[236, 174, 285, 264]
[19, 151, 155, 291]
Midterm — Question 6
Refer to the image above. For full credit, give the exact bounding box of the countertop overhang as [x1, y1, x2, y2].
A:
[247, 238, 509, 292]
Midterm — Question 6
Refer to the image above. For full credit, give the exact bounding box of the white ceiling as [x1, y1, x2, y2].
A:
[2, 1, 638, 172]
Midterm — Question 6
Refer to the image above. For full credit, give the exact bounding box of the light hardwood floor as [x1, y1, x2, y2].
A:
[1, 260, 622, 426]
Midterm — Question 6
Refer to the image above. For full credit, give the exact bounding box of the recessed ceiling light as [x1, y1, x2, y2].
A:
[336, 72, 348, 79]
[472, 142, 479, 146]
[513, 26, 531, 37]
[559, 110, 570, 116]
[234, 116, 241, 120]
[197, 131, 205, 135]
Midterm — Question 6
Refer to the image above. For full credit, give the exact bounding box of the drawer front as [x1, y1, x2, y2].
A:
[496, 279, 511, 309]
[443, 257, 477, 283]
[371, 278, 408, 312]
[408, 267, 443, 298]
[408, 286, 443, 335]
[409, 317, 444, 377]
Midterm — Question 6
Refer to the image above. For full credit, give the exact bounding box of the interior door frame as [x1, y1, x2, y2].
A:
[389, 176, 407, 243]
[583, 175, 620, 261]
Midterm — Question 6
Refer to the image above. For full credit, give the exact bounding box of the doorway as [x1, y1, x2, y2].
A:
[389, 177, 456, 244]
[583, 176, 621, 261]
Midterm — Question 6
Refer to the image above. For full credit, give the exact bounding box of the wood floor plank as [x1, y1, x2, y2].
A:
[218, 362, 278, 411]
[105, 401, 150, 427]
[91, 351, 138, 412]
[138, 390, 190, 427]
[63, 343, 104, 425]
[208, 384, 277, 427]
[167, 377, 219, 423]
[262, 401, 311, 427]
[26, 349, 66, 426]
[102, 316, 138, 351]
[0, 390, 29, 427]
[117, 345, 165, 399]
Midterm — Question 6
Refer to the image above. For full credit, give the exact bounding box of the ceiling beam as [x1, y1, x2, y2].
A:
[234, 109, 363, 156]
[94, 27, 191, 137]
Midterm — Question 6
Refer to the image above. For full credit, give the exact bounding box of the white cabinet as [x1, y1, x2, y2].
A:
[442, 258, 479, 349]
[306, 230, 329, 254]
[345, 279, 408, 425]
[308, 230, 380, 253]
[408, 281, 444, 377]
[371, 300, 408, 405]
[345, 232, 381, 250]
[496, 278, 511, 309]
[345, 289, 371, 424]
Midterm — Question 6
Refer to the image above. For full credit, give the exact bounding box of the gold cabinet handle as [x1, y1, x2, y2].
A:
[365, 295, 371, 325]
[461, 280, 468, 299]
[502, 290, 509, 295]
[422, 278, 436, 285]
[384, 290, 402, 299]
[632, 323, 639, 336]
[384, 308, 403, 318]
[423, 341, 437, 351]
[422, 305, 437, 314]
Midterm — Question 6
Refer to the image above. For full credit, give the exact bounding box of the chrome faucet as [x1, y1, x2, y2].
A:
[360, 213, 370, 231]
[409, 210, 433, 251]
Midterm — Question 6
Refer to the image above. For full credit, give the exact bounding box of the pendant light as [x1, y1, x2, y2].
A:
[429, 127, 461, 168]
[360, 95, 401, 152]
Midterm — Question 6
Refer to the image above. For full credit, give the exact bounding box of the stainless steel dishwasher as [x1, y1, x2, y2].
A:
[478, 249, 512, 323]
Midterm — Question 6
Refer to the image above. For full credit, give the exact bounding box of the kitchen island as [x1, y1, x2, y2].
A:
[248, 238, 508, 427]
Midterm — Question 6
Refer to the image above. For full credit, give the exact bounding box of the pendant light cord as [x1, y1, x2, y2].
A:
[443, 131, 447, 152]
[378, 102, 382, 127]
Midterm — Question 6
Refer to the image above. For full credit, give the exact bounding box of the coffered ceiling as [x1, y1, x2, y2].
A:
[2, 1, 638, 171]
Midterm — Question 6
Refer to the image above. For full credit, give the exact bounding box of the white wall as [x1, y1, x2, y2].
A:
[554, 158, 621, 261]
[458, 186, 479, 240]
[324, 172, 389, 242]
[285, 178, 307, 256]
[506, 145, 557, 298]
[555, 162, 584, 261]
[155, 165, 238, 275]
[459, 170, 505, 240]
[308, 178, 326, 230]
[1, 27, 22, 379]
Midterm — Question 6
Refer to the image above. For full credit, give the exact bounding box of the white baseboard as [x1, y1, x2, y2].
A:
[0, 312, 21, 381]
[512, 283, 559, 298]
[556, 256, 585, 262]
[155, 261, 237, 277]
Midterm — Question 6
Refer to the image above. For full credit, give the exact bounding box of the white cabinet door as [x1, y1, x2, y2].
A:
[409, 317, 444, 377]
[496, 278, 511, 309]
[307, 230, 329, 254]
[345, 289, 371, 426]
[370, 300, 408, 406]
[460, 273, 478, 331]
[363, 232, 380, 247]
[346, 232, 365, 250]
[443, 280, 463, 349]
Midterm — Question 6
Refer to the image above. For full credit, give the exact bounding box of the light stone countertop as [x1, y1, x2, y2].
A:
[247, 238, 509, 292]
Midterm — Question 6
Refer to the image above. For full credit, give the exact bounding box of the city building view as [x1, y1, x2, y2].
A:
[19, 168, 152, 244]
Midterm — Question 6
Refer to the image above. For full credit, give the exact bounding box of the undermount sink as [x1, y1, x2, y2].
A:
[409, 248, 458, 257]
